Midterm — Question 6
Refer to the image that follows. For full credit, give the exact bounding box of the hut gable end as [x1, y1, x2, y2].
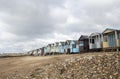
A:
[103, 28, 116, 34]
[79, 35, 89, 41]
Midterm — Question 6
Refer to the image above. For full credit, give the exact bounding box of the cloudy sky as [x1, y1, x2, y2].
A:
[0, 0, 120, 53]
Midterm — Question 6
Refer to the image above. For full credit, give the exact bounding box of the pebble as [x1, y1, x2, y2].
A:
[7, 52, 120, 79]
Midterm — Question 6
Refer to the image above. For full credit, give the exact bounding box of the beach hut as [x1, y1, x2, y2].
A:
[50, 43, 56, 55]
[44, 47, 48, 55]
[34, 49, 39, 56]
[38, 48, 42, 56]
[102, 28, 120, 51]
[30, 50, 34, 56]
[41, 47, 45, 56]
[64, 40, 79, 54]
[78, 35, 89, 53]
[54, 42, 59, 54]
[70, 40, 79, 54]
[31, 50, 36, 56]
[46, 44, 52, 55]
[58, 42, 65, 54]
[27, 51, 32, 55]
[64, 40, 71, 54]
[89, 32, 103, 52]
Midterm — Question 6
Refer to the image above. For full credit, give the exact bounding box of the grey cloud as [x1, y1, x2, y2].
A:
[0, 0, 65, 38]
[0, 0, 120, 53]
[63, 0, 120, 33]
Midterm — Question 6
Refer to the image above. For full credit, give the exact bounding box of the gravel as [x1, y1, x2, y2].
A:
[29, 52, 120, 79]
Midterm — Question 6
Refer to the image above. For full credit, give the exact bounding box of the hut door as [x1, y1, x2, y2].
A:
[119, 33, 120, 46]
[67, 48, 70, 54]
[108, 34, 116, 47]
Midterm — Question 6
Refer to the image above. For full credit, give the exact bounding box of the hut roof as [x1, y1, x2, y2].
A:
[60, 42, 65, 46]
[78, 35, 89, 41]
[102, 28, 120, 34]
[90, 32, 101, 37]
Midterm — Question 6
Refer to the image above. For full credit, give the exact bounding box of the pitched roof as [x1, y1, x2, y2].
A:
[102, 28, 119, 34]
[60, 42, 65, 46]
[90, 32, 101, 37]
[72, 40, 78, 44]
[78, 35, 89, 41]
[65, 40, 72, 44]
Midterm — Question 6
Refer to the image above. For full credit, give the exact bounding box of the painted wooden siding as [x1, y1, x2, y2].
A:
[70, 48, 79, 53]
[104, 30, 113, 34]
[102, 29, 120, 48]
[118, 33, 120, 46]
[64, 41, 71, 53]
[79, 40, 89, 52]
[108, 33, 116, 47]
[103, 32, 119, 48]
[58, 43, 64, 53]
[59, 43, 65, 53]
[70, 40, 79, 53]
[103, 41, 109, 48]
[89, 33, 102, 50]
[38, 49, 42, 56]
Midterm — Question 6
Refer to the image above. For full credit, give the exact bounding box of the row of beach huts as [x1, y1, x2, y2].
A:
[28, 28, 120, 56]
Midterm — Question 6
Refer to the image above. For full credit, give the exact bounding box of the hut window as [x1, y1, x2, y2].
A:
[104, 36, 108, 42]
[72, 44, 76, 48]
[80, 41, 84, 46]
[92, 39, 95, 44]
[90, 39, 92, 43]
[119, 33, 120, 39]
[90, 39, 94, 44]
[90, 39, 95, 44]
